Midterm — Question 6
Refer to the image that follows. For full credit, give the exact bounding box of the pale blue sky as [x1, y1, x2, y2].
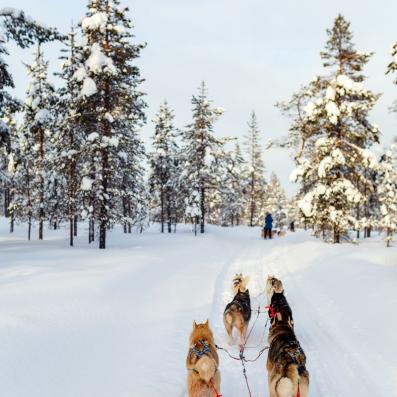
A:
[6, 0, 397, 195]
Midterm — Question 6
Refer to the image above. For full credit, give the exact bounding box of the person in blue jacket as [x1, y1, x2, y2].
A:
[263, 212, 273, 239]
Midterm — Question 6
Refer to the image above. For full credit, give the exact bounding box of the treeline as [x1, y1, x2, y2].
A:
[0, 2, 293, 249]
[276, 15, 397, 246]
[0, 6, 396, 247]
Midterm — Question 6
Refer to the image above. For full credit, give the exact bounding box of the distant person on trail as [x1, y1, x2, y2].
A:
[263, 212, 273, 239]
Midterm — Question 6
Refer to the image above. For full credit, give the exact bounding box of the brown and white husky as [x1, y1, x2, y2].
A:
[223, 273, 251, 345]
[267, 316, 309, 397]
[186, 320, 221, 397]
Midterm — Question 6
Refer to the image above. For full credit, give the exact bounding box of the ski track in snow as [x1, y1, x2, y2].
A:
[0, 219, 397, 397]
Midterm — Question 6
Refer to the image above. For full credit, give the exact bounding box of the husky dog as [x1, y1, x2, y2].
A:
[186, 320, 221, 397]
[223, 274, 251, 345]
[265, 275, 294, 328]
[267, 319, 309, 397]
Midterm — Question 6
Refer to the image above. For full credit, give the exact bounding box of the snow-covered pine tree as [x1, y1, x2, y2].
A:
[218, 143, 247, 226]
[0, 8, 61, 217]
[281, 15, 380, 242]
[181, 82, 224, 234]
[0, 106, 17, 224]
[377, 145, 397, 247]
[386, 41, 397, 83]
[149, 101, 180, 233]
[11, 105, 36, 240]
[387, 41, 397, 139]
[54, 25, 85, 246]
[244, 111, 266, 227]
[12, 45, 56, 240]
[77, 0, 147, 248]
[265, 172, 288, 230]
[285, 194, 302, 230]
[205, 149, 232, 226]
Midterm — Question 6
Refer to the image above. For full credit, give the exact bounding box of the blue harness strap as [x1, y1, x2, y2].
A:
[192, 339, 211, 358]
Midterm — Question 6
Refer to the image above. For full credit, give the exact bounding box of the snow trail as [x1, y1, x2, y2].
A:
[0, 220, 396, 397]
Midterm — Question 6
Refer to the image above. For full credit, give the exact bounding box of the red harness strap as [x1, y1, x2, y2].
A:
[297, 382, 300, 397]
[210, 379, 222, 397]
[265, 305, 277, 318]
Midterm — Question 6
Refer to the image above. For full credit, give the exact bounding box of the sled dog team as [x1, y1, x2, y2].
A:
[187, 274, 309, 397]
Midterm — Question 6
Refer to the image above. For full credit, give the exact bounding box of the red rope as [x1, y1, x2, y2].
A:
[265, 305, 277, 318]
[297, 382, 300, 397]
[210, 379, 222, 397]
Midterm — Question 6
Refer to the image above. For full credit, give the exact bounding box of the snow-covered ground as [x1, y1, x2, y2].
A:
[0, 218, 396, 397]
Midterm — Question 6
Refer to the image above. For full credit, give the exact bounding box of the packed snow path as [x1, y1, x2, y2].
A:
[0, 219, 396, 397]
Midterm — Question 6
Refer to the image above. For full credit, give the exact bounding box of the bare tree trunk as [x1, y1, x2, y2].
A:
[127, 200, 132, 234]
[10, 212, 14, 233]
[249, 170, 256, 227]
[70, 217, 74, 247]
[38, 127, 45, 241]
[123, 196, 128, 234]
[27, 168, 32, 240]
[89, 219, 95, 244]
[74, 215, 78, 236]
[99, 219, 106, 249]
[386, 227, 392, 247]
[167, 190, 172, 233]
[39, 217, 43, 240]
[99, 10, 111, 250]
[200, 187, 205, 233]
[333, 226, 340, 244]
[4, 188, 10, 217]
[28, 214, 32, 241]
[160, 188, 164, 233]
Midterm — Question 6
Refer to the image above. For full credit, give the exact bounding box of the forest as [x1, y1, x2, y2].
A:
[0, 3, 396, 248]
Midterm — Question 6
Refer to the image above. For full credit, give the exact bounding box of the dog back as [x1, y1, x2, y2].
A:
[269, 292, 293, 326]
[268, 323, 309, 393]
[224, 289, 251, 322]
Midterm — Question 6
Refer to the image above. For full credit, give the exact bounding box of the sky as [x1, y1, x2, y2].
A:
[5, 0, 397, 195]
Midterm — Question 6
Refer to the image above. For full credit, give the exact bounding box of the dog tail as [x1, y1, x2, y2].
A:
[276, 363, 299, 397]
[224, 309, 233, 325]
[195, 356, 217, 384]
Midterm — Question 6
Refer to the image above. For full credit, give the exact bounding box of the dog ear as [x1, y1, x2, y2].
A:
[276, 312, 282, 321]
[193, 320, 197, 328]
[204, 319, 209, 327]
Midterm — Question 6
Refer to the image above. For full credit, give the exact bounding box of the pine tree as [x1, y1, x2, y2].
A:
[244, 111, 266, 226]
[218, 143, 247, 226]
[12, 46, 56, 240]
[377, 146, 397, 247]
[149, 101, 180, 233]
[0, 106, 17, 226]
[285, 194, 301, 230]
[53, 25, 85, 246]
[181, 82, 224, 234]
[0, 8, 61, 217]
[281, 15, 380, 242]
[265, 172, 288, 230]
[387, 41, 397, 138]
[77, 0, 147, 248]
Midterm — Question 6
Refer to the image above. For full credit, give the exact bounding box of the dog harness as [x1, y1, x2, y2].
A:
[189, 340, 222, 396]
[225, 290, 251, 322]
[191, 339, 211, 358]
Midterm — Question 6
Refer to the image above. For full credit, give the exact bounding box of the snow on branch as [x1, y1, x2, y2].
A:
[0, 7, 64, 48]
